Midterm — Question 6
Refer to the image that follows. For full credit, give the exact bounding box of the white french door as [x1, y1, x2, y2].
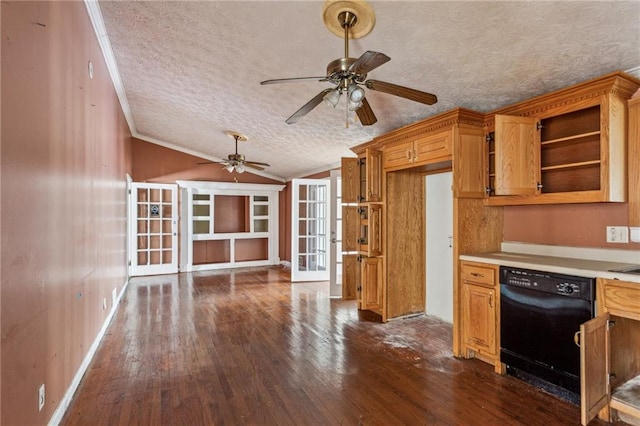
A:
[291, 178, 330, 282]
[129, 182, 178, 276]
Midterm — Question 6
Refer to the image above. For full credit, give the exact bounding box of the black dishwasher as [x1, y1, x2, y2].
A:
[500, 266, 596, 403]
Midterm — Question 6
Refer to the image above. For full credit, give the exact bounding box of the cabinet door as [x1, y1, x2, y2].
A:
[414, 129, 452, 165]
[341, 157, 359, 203]
[453, 126, 486, 198]
[361, 256, 383, 311]
[342, 205, 358, 253]
[462, 283, 496, 355]
[342, 253, 359, 300]
[580, 314, 610, 426]
[368, 204, 383, 257]
[383, 141, 413, 170]
[494, 114, 540, 196]
[366, 148, 382, 202]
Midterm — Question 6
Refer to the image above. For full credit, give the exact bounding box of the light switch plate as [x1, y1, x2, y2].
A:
[630, 227, 640, 243]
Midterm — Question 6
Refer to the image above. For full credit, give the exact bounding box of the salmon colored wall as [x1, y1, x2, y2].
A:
[1, 2, 132, 425]
[131, 138, 290, 260]
[503, 203, 640, 249]
[131, 138, 282, 185]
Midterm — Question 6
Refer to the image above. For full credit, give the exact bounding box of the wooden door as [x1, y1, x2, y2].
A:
[342, 254, 359, 300]
[341, 157, 359, 204]
[366, 148, 382, 202]
[413, 129, 452, 165]
[580, 313, 610, 426]
[368, 204, 383, 257]
[361, 256, 383, 311]
[494, 114, 540, 196]
[383, 140, 413, 170]
[341, 205, 359, 300]
[462, 283, 496, 355]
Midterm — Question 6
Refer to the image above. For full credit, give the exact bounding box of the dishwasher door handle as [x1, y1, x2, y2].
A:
[573, 331, 581, 347]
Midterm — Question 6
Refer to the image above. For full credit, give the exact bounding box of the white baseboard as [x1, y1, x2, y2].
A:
[48, 279, 129, 426]
[280, 260, 292, 269]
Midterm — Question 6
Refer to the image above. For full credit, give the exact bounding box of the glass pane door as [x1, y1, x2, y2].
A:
[129, 183, 178, 276]
[291, 179, 330, 282]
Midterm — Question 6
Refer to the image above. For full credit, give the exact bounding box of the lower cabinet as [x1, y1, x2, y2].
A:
[360, 256, 383, 311]
[580, 278, 640, 425]
[460, 261, 500, 371]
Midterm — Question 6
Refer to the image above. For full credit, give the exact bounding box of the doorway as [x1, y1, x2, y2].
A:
[425, 172, 453, 323]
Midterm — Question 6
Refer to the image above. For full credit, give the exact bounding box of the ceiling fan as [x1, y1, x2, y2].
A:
[199, 131, 270, 173]
[260, 0, 437, 126]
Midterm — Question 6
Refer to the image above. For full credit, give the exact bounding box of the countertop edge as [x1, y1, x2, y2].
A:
[459, 253, 640, 284]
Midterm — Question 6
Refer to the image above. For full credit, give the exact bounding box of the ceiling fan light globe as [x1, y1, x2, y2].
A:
[224, 164, 235, 173]
[323, 89, 341, 108]
[348, 84, 365, 103]
[348, 100, 363, 111]
[235, 164, 245, 173]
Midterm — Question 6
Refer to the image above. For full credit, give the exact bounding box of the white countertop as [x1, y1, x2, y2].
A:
[459, 243, 640, 283]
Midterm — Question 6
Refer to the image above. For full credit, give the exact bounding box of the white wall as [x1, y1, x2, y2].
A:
[425, 172, 453, 323]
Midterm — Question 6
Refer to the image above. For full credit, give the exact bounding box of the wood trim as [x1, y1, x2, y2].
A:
[629, 97, 640, 227]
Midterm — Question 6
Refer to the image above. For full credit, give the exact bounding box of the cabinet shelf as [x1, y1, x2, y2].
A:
[541, 160, 601, 172]
[541, 130, 600, 146]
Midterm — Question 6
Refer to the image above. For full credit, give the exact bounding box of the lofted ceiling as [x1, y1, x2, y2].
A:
[93, 1, 640, 181]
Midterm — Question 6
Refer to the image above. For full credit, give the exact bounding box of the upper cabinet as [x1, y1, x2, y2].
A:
[485, 72, 640, 205]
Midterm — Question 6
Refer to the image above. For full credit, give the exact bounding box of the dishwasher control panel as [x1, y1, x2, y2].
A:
[500, 266, 594, 300]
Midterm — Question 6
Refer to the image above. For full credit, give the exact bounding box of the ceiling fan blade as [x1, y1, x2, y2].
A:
[349, 51, 391, 76]
[260, 76, 328, 85]
[365, 80, 438, 105]
[286, 88, 334, 124]
[245, 160, 270, 167]
[244, 163, 265, 171]
[356, 98, 377, 126]
[197, 160, 226, 165]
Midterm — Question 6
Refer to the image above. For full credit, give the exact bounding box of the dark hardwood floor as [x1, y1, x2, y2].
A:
[61, 266, 614, 425]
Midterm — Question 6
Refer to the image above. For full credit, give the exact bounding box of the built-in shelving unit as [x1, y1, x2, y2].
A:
[177, 181, 285, 271]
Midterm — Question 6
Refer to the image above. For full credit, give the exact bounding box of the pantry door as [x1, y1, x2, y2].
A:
[129, 183, 178, 276]
[291, 179, 330, 282]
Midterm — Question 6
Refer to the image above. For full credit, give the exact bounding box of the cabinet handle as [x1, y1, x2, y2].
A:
[573, 331, 581, 347]
[406, 150, 412, 161]
[471, 272, 484, 278]
[413, 149, 417, 161]
[489, 293, 493, 308]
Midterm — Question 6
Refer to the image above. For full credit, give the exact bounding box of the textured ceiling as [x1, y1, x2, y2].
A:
[96, 1, 640, 181]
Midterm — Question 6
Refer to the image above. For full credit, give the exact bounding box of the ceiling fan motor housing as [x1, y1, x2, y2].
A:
[326, 58, 366, 86]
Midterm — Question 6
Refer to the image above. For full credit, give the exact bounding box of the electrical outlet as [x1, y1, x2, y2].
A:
[102, 298, 107, 310]
[38, 384, 45, 411]
[606, 226, 629, 243]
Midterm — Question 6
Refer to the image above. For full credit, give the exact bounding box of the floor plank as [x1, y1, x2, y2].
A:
[62, 266, 616, 425]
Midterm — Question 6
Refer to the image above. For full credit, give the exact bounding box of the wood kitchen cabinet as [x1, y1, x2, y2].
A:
[342, 107, 499, 324]
[460, 261, 500, 371]
[341, 148, 384, 312]
[357, 203, 382, 257]
[383, 129, 451, 171]
[580, 278, 640, 425]
[360, 256, 383, 311]
[485, 72, 640, 205]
